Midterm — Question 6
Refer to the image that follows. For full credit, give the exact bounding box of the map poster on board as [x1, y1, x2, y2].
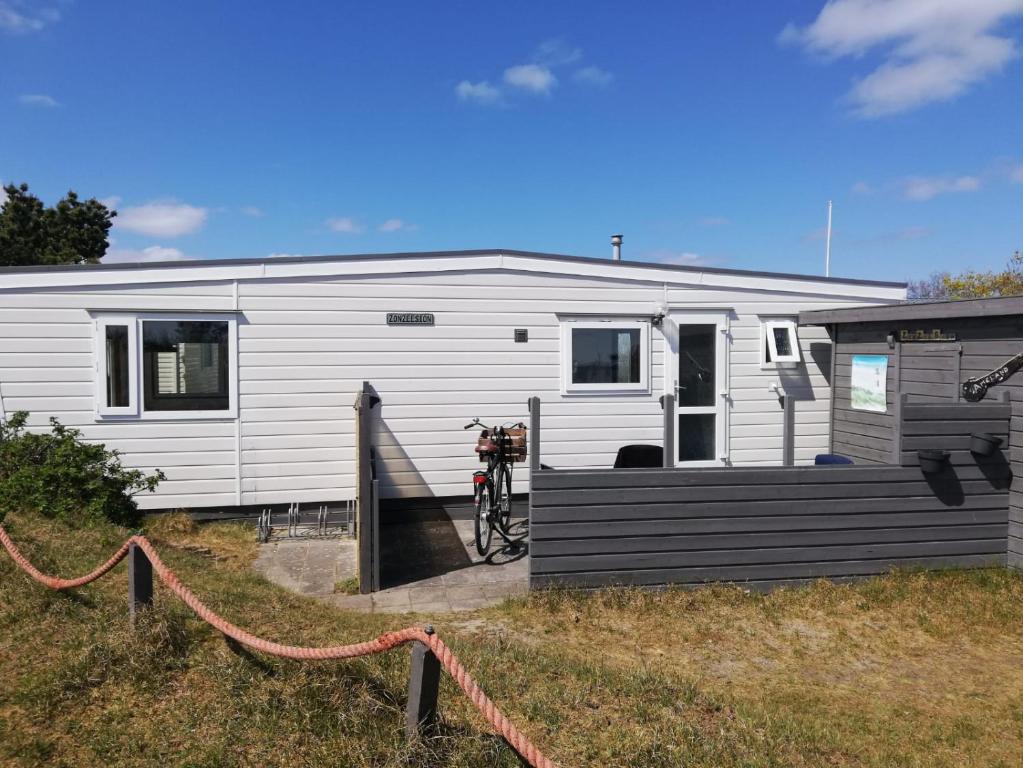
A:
[851, 354, 888, 413]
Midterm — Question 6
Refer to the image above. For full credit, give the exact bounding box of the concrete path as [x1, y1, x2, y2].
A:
[252, 518, 528, 613]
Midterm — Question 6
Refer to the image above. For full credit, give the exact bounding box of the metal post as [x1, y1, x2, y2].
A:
[406, 630, 441, 739]
[660, 393, 675, 468]
[128, 541, 153, 624]
[782, 393, 795, 467]
[528, 396, 540, 474]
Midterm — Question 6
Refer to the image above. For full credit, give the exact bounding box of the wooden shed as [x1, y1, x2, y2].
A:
[800, 296, 1023, 570]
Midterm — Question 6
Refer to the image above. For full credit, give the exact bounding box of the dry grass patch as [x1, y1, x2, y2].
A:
[2, 510, 1022, 767]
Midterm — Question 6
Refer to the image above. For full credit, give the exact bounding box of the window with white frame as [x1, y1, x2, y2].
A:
[761, 319, 801, 365]
[93, 313, 237, 419]
[560, 318, 650, 394]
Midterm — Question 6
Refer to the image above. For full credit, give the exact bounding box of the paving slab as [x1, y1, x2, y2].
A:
[252, 515, 529, 613]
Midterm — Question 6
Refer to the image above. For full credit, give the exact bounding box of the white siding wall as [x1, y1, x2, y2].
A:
[0, 261, 900, 509]
[0, 284, 238, 509]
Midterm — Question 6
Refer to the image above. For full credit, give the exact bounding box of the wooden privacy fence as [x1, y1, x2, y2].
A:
[528, 397, 1012, 591]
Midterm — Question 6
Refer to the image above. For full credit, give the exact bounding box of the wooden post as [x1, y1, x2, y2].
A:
[781, 393, 795, 466]
[660, 393, 675, 468]
[528, 396, 540, 474]
[356, 383, 377, 595]
[128, 541, 153, 624]
[406, 630, 441, 739]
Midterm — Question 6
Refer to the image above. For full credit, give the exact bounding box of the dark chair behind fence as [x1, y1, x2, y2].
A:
[814, 453, 854, 465]
[613, 444, 664, 469]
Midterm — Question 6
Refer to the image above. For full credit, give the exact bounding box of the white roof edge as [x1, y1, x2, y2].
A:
[0, 250, 907, 300]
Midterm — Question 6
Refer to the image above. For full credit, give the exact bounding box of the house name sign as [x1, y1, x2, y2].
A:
[898, 329, 957, 342]
[386, 312, 435, 326]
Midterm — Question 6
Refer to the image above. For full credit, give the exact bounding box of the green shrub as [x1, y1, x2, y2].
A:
[0, 411, 164, 527]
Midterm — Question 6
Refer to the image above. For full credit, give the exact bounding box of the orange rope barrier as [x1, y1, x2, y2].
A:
[0, 526, 558, 768]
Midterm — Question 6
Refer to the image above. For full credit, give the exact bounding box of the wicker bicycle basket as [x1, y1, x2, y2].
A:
[476, 427, 527, 462]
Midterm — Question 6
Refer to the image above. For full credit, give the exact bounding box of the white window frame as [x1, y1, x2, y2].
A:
[762, 319, 802, 366]
[94, 314, 139, 417]
[92, 312, 238, 421]
[560, 317, 651, 395]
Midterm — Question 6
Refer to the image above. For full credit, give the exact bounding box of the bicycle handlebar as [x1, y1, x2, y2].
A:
[464, 418, 525, 431]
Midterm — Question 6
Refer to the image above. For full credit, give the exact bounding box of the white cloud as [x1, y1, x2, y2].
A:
[851, 180, 873, 195]
[102, 245, 188, 264]
[116, 201, 208, 237]
[532, 38, 582, 66]
[503, 64, 556, 94]
[0, 3, 59, 33]
[267, 252, 304, 259]
[241, 206, 264, 217]
[646, 250, 716, 267]
[18, 93, 58, 107]
[98, 195, 121, 210]
[378, 218, 417, 233]
[0, 184, 7, 206]
[573, 65, 613, 86]
[455, 80, 501, 105]
[781, 0, 1023, 117]
[900, 174, 981, 200]
[1010, 165, 1023, 183]
[326, 216, 364, 234]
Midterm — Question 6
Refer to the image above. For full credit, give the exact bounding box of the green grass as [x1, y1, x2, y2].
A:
[2, 511, 1023, 767]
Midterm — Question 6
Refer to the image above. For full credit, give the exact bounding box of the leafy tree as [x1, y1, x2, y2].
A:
[0, 182, 115, 267]
[909, 251, 1023, 300]
[907, 272, 951, 300]
[940, 250, 1023, 299]
[0, 412, 163, 527]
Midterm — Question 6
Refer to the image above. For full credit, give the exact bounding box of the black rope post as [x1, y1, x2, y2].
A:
[406, 625, 441, 739]
[127, 541, 153, 625]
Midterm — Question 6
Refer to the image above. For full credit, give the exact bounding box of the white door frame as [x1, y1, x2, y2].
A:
[665, 309, 730, 467]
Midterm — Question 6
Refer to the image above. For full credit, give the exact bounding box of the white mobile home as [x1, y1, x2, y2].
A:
[0, 250, 905, 510]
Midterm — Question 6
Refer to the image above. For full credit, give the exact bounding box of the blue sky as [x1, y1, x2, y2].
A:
[1, 0, 1021, 283]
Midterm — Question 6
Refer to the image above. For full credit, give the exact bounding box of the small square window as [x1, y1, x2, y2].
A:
[561, 319, 650, 394]
[763, 320, 801, 365]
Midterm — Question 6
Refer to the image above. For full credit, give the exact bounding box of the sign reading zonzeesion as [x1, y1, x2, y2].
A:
[386, 312, 435, 326]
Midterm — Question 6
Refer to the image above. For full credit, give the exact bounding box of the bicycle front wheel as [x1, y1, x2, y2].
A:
[474, 482, 493, 556]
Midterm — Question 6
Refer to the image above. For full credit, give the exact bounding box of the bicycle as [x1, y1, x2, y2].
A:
[464, 418, 526, 556]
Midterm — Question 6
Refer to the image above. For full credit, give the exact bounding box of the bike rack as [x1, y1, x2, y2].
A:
[257, 499, 355, 544]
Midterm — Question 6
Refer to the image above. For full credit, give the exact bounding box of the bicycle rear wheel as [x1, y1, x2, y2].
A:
[499, 463, 513, 531]
[474, 482, 493, 556]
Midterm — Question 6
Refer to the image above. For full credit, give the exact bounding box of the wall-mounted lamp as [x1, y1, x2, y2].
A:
[652, 300, 668, 328]
[886, 331, 896, 349]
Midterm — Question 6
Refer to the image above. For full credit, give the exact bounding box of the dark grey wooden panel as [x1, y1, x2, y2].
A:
[830, 442, 889, 464]
[832, 408, 895, 428]
[531, 525, 1007, 558]
[532, 494, 1004, 525]
[532, 539, 1006, 574]
[532, 464, 927, 490]
[902, 431, 1009, 448]
[832, 429, 895, 452]
[900, 450, 1009, 468]
[534, 477, 1008, 508]
[903, 404, 1011, 421]
[531, 507, 1009, 540]
[900, 367, 959, 384]
[532, 554, 1004, 589]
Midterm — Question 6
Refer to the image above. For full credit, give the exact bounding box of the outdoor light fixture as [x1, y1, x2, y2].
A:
[886, 331, 896, 349]
[652, 300, 668, 327]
